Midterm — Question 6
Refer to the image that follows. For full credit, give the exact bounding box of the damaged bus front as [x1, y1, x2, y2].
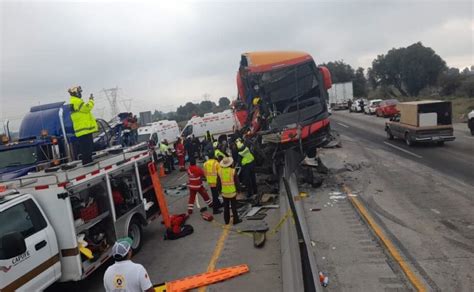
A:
[236, 51, 332, 157]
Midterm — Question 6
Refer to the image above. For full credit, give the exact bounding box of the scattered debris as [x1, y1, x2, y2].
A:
[234, 220, 269, 232]
[246, 213, 267, 220]
[376, 189, 383, 193]
[309, 208, 321, 212]
[260, 193, 278, 204]
[311, 240, 316, 247]
[329, 195, 346, 200]
[262, 204, 279, 209]
[253, 232, 266, 248]
[201, 212, 214, 222]
[332, 246, 336, 250]
[246, 207, 263, 217]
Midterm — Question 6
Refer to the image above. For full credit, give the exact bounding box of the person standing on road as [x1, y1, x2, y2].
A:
[175, 137, 186, 171]
[186, 158, 214, 215]
[214, 141, 228, 161]
[103, 237, 154, 292]
[69, 86, 98, 165]
[218, 157, 241, 225]
[236, 139, 257, 198]
[203, 152, 223, 214]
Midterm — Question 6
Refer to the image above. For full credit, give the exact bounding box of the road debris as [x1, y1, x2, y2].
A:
[309, 208, 321, 212]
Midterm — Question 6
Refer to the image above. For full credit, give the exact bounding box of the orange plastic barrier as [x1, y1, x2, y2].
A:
[148, 162, 171, 229]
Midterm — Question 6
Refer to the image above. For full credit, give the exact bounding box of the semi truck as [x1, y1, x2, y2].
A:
[328, 81, 354, 110]
[385, 100, 456, 146]
[0, 149, 162, 291]
[235, 51, 332, 158]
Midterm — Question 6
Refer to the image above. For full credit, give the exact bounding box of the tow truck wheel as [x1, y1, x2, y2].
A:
[386, 129, 394, 140]
[128, 218, 143, 254]
[405, 133, 413, 146]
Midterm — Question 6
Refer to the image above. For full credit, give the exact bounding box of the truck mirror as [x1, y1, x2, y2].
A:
[319, 66, 332, 90]
[1, 232, 27, 259]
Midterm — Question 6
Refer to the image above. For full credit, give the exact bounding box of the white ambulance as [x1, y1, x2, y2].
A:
[180, 110, 239, 139]
[137, 120, 180, 144]
[0, 150, 162, 291]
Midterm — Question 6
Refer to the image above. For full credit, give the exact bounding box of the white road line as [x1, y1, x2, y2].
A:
[337, 122, 349, 128]
[383, 142, 423, 159]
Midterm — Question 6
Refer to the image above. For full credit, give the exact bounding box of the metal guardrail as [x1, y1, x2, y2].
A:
[280, 149, 322, 292]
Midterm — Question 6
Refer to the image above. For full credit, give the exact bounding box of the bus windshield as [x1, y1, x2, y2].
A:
[0, 146, 38, 168]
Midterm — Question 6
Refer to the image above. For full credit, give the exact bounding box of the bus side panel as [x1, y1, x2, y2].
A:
[32, 188, 82, 281]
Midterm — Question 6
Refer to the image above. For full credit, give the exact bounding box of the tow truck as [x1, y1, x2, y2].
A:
[0, 149, 162, 291]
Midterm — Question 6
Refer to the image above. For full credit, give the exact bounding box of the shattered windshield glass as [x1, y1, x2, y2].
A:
[258, 61, 320, 113]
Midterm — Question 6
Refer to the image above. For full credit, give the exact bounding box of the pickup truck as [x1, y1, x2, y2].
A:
[385, 100, 456, 146]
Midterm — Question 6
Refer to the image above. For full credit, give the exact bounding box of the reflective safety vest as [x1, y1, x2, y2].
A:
[218, 167, 236, 198]
[203, 159, 219, 187]
[187, 168, 203, 190]
[238, 146, 254, 166]
[160, 143, 169, 154]
[70, 96, 98, 137]
[215, 148, 227, 160]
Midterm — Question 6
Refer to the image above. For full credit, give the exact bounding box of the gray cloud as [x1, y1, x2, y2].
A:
[1, 0, 472, 128]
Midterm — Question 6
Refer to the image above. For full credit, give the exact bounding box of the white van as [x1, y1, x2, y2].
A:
[137, 120, 180, 144]
[180, 110, 238, 139]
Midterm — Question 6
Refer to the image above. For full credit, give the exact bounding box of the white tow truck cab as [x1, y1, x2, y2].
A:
[180, 110, 238, 140]
[0, 150, 161, 291]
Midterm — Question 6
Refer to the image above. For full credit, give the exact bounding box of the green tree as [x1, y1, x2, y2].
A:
[199, 100, 215, 113]
[218, 97, 231, 108]
[353, 67, 368, 97]
[438, 68, 461, 96]
[321, 60, 354, 83]
[368, 42, 447, 96]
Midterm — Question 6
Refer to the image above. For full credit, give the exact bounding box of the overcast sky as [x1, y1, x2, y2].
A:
[1, 0, 473, 129]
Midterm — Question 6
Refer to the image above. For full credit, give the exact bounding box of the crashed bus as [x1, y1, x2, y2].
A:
[235, 51, 332, 158]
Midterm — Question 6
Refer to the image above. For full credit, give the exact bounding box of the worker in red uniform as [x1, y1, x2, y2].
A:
[186, 158, 214, 215]
[175, 137, 186, 171]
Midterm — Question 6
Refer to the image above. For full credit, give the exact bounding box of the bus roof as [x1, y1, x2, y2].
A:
[241, 51, 313, 72]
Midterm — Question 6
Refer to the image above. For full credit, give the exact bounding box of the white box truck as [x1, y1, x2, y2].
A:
[328, 81, 354, 110]
[0, 150, 162, 291]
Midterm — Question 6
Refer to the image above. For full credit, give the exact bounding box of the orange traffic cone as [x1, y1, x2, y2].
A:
[159, 163, 166, 177]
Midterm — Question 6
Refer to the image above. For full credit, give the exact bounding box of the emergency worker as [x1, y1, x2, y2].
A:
[217, 157, 241, 225]
[103, 237, 154, 292]
[160, 139, 174, 173]
[69, 86, 98, 165]
[175, 137, 186, 171]
[214, 141, 227, 161]
[186, 159, 214, 215]
[203, 152, 223, 214]
[236, 139, 258, 198]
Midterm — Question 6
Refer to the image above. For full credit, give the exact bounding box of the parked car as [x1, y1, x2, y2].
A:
[364, 99, 382, 115]
[350, 98, 368, 113]
[376, 99, 399, 117]
[468, 110, 474, 135]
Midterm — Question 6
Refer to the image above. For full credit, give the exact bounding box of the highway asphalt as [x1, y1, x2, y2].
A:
[330, 110, 474, 187]
[321, 110, 474, 291]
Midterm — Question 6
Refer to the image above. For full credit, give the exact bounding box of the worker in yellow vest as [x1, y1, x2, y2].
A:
[203, 152, 223, 214]
[236, 139, 258, 198]
[213, 141, 227, 161]
[217, 157, 241, 225]
[69, 86, 98, 165]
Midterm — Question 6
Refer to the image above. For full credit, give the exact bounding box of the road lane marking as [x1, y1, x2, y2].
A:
[343, 185, 428, 292]
[198, 220, 231, 292]
[383, 142, 423, 159]
[337, 122, 350, 128]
